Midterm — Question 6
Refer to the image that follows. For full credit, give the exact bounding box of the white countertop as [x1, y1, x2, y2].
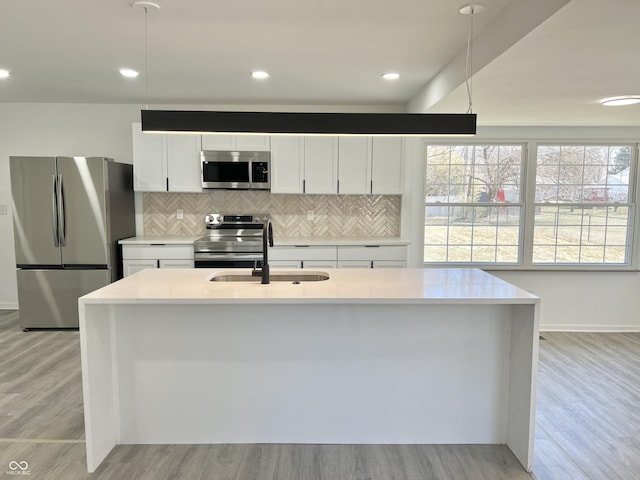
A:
[119, 236, 408, 246]
[81, 268, 538, 305]
[119, 236, 201, 245]
[275, 237, 409, 246]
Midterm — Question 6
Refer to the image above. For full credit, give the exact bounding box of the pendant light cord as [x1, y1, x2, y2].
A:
[464, 8, 475, 114]
[144, 5, 149, 110]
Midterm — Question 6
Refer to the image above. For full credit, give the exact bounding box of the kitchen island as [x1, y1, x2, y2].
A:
[79, 268, 539, 473]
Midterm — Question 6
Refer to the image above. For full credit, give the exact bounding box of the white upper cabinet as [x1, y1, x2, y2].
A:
[371, 137, 403, 194]
[132, 123, 202, 192]
[166, 135, 203, 192]
[201, 134, 270, 151]
[304, 136, 338, 194]
[271, 136, 304, 194]
[132, 123, 166, 192]
[338, 137, 372, 194]
[270, 136, 402, 195]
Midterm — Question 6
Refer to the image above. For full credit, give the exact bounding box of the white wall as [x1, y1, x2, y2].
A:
[403, 126, 640, 331]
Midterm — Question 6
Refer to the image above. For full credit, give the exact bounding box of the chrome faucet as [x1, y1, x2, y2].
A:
[252, 219, 274, 284]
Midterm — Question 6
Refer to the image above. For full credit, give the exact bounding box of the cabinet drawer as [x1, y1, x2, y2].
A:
[122, 244, 194, 260]
[270, 246, 337, 261]
[337, 245, 406, 261]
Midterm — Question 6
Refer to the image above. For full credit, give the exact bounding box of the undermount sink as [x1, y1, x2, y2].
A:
[209, 271, 330, 283]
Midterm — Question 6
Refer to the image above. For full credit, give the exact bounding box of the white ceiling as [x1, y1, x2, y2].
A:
[0, 0, 638, 127]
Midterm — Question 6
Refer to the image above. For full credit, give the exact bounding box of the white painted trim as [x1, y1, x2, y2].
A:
[0, 303, 18, 310]
[541, 325, 640, 333]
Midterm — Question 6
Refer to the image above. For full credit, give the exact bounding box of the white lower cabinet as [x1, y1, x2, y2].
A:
[123, 259, 158, 277]
[122, 244, 194, 277]
[303, 260, 338, 268]
[337, 245, 407, 268]
[337, 260, 372, 268]
[372, 260, 407, 268]
[269, 244, 406, 269]
[270, 246, 337, 268]
[269, 260, 303, 268]
[159, 259, 194, 268]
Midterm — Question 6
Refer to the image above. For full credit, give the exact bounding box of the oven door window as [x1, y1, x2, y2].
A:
[203, 161, 249, 183]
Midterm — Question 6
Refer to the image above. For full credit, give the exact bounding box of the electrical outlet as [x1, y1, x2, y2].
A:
[176, 209, 184, 220]
[0, 204, 7, 215]
[307, 210, 314, 220]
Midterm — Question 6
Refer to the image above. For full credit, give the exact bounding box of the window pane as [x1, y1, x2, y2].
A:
[532, 145, 633, 265]
[425, 145, 523, 264]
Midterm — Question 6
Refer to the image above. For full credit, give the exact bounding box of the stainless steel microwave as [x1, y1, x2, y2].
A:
[201, 150, 270, 190]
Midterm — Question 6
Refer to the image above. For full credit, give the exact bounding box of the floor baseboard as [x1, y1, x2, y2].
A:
[541, 324, 640, 332]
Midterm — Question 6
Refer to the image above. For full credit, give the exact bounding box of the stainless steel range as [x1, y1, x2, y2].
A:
[194, 214, 272, 268]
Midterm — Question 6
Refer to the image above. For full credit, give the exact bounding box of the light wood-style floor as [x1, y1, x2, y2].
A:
[1, 309, 639, 479]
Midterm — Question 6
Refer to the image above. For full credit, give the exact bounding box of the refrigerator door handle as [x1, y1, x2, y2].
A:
[57, 174, 66, 247]
[52, 174, 59, 247]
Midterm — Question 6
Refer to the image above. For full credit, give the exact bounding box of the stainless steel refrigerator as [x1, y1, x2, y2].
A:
[10, 156, 135, 330]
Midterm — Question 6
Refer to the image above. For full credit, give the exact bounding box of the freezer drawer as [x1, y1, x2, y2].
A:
[17, 269, 111, 329]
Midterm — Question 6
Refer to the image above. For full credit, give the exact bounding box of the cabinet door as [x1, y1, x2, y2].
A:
[159, 259, 194, 268]
[304, 136, 338, 194]
[337, 260, 372, 268]
[338, 137, 371, 194]
[201, 135, 235, 150]
[236, 135, 270, 151]
[302, 260, 337, 268]
[166, 134, 202, 192]
[271, 136, 304, 193]
[372, 260, 407, 268]
[371, 137, 403, 194]
[201, 135, 270, 151]
[269, 260, 303, 268]
[132, 123, 167, 192]
[123, 259, 158, 277]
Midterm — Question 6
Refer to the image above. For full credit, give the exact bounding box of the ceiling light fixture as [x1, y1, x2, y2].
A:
[600, 96, 640, 106]
[120, 68, 140, 78]
[132, 1, 160, 108]
[141, 110, 477, 136]
[252, 71, 270, 80]
[459, 3, 485, 114]
[0, 69, 10, 79]
[382, 73, 400, 80]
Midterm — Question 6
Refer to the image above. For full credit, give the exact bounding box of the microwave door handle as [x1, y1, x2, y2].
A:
[51, 175, 59, 247]
[57, 174, 66, 247]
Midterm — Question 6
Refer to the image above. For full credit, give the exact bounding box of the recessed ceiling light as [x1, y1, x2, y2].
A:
[600, 96, 640, 106]
[0, 69, 10, 79]
[382, 72, 400, 80]
[120, 68, 139, 78]
[252, 71, 269, 80]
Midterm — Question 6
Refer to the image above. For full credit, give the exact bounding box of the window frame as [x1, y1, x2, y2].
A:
[421, 139, 640, 271]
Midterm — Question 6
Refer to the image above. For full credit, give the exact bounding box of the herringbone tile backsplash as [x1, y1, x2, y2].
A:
[143, 192, 401, 237]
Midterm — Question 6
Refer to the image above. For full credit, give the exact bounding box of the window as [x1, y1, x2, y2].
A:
[533, 145, 633, 264]
[424, 142, 636, 268]
[424, 145, 524, 264]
